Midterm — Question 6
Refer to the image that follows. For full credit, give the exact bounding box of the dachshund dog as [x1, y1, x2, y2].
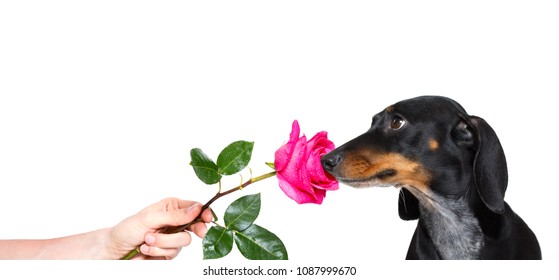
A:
[321, 96, 541, 260]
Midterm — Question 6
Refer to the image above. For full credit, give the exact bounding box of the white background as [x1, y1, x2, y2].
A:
[1, 0, 558, 279]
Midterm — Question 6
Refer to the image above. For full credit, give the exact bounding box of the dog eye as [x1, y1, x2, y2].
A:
[390, 116, 406, 130]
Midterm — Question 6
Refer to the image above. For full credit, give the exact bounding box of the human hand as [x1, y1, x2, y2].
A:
[108, 198, 212, 260]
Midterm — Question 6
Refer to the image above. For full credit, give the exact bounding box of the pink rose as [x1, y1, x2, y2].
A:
[274, 120, 339, 204]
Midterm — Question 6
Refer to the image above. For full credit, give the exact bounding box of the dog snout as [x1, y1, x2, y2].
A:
[321, 152, 341, 173]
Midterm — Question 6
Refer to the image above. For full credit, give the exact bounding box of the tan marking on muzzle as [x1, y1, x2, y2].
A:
[339, 150, 432, 193]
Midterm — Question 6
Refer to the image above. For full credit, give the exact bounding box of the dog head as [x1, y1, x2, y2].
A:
[321, 96, 508, 218]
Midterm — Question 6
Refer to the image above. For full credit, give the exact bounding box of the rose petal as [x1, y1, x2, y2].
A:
[307, 150, 339, 191]
[274, 120, 301, 172]
[274, 120, 338, 205]
[277, 173, 321, 204]
[278, 136, 312, 192]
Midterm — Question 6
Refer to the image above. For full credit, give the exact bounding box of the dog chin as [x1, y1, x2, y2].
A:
[339, 178, 396, 189]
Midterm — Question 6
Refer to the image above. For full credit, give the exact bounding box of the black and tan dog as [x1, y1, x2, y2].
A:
[321, 96, 541, 260]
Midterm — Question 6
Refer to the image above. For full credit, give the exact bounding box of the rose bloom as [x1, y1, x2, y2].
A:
[274, 120, 339, 204]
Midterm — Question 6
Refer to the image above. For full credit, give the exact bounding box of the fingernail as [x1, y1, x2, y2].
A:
[140, 244, 150, 254]
[145, 234, 156, 245]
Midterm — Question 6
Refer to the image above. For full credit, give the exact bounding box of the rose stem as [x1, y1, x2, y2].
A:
[120, 170, 277, 260]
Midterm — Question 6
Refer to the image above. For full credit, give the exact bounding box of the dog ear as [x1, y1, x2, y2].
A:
[398, 188, 419, 220]
[469, 116, 508, 214]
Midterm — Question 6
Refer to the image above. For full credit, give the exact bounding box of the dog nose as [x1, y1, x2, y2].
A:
[321, 154, 341, 172]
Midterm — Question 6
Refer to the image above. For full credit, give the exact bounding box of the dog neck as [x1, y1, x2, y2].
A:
[413, 190, 484, 259]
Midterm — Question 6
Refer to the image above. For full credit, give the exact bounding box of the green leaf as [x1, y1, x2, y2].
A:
[224, 193, 261, 232]
[216, 141, 254, 175]
[210, 208, 219, 222]
[234, 224, 288, 260]
[265, 162, 275, 170]
[190, 148, 221, 184]
[202, 226, 234, 259]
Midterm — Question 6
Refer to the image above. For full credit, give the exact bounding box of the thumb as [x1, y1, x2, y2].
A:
[142, 203, 203, 229]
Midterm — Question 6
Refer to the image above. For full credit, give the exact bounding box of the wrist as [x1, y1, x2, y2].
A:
[29, 228, 117, 259]
[94, 227, 119, 260]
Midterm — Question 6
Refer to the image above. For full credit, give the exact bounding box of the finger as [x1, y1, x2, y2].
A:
[184, 207, 211, 238]
[141, 203, 202, 229]
[144, 231, 192, 249]
[140, 198, 200, 214]
[173, 199, 204, 210]
[161, 198, 203, 211]
[140, 244, 181, 259]
[201, 207, 213, 223]
[188, 222, 208, 239]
